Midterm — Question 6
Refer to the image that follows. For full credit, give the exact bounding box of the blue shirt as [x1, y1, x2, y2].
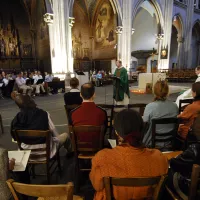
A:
[143, 99, 178, 147]
[96, 73, 102, 79]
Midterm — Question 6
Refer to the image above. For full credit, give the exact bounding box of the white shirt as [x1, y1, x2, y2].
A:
[2, 78, 9, 86]
[70, 88, 80, 92]
[195, 74, 200, 83]
[33, 75, 43, 84]
[15, 77, 26, 87]
[45, 75, 53, 82]
[21, 112, 59, 161]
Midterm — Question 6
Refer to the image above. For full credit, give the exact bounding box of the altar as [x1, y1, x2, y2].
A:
[130, 73, 190, 94]
[138, 73, 166, 89]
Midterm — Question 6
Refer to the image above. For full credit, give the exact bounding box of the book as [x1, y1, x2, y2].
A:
[8, 150, 31, 171]
[108, 139, 117, 148]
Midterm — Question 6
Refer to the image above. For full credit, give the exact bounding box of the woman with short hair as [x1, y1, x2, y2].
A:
[64, 77, 83, 106]
[143, 80, 178, 149]
[90, 109, 168, 200]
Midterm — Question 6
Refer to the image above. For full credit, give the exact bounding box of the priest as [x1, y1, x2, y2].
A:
[113, 60, 130, 105]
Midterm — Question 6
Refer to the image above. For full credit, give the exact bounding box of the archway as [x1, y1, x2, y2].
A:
[191, 21, 200, 68]
[169, 25, 178, 69]
[169, 14, 184, 69]
[131, 0, 162, 73]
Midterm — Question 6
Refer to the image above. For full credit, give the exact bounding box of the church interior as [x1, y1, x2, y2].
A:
[1, 0, 200, 200]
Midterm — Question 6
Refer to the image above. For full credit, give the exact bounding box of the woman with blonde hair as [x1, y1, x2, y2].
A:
[143, 80, 178, 150]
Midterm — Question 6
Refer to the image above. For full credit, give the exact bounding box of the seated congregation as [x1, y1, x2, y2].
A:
[1, 78, 200, 200]
[0, 69, 65, 98]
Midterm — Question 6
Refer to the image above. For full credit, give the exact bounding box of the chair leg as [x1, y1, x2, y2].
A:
[32, 165, 36, 179]
[56, 151, 62, 177]
[74, 158, 81, 193]
[0, 115, 4, 134]
[46, 162, 50, 184]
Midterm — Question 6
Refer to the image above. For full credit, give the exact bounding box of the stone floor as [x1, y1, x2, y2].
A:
[0, 82, 191, 199]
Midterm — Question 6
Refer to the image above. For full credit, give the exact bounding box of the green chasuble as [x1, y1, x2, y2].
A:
[113, 67, 130, 101]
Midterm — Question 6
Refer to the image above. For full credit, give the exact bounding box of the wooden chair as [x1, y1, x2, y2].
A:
[179, 99, 193, 114]
[14, 130, 61, 184]
[96, 104, 114, 138]
[166, 164, 200, 200]
[64, 104, 80, 125]
[128, 103, 147, 116]
[104, 175, 167, 200]
[0, 114, 4, 134]
[6, 179, 84, 200]
[151, 118, 179, 151]
[71, 125, 105, 191]
[112, 105, 127, 118]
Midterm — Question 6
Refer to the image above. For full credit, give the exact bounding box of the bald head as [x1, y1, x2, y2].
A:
[116, 60, 122, 68]
[81, 82, 95, 100]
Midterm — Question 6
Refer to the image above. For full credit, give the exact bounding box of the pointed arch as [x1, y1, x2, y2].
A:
[192, 19, 200, 41]
[132, 0, 164, 34]
[44, 0, 53, 13]
[172, 13, 184, 38]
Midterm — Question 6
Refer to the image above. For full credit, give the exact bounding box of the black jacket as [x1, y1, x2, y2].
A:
[11, 108, 49, 144]
[64, 91, 82, 106]
[170, 143, 200, 177]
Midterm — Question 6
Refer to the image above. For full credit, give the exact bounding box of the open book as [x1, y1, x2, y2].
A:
[8, 150, 31, 172]
[108, 139, 117, 148]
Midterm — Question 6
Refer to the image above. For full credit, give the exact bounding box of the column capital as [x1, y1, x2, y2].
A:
[156, 33, 164, 40]
[69, 17, 75, 27]
[44, 13, 54, 25]
[131, 28, 135, 35]
[115, 26, 123, 34]
[177, 37, 184, 43]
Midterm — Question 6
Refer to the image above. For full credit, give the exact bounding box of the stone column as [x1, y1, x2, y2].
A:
[159, 0, 173, 70]
[177, 36, 184, 68]
[115, 26, 123, 60]
[68, 17, 75, 73]
[43, 13, 54, 72]
[156, 33, 164, 70]
[29, 29, 37, 66]
[184, 0, 195, 68]
[44, 0, 70, 74]
[121, 0, 132, 70]
[197, 41, 200, 65]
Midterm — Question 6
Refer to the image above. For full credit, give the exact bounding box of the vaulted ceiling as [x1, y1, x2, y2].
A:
[75, 0, 99, 23]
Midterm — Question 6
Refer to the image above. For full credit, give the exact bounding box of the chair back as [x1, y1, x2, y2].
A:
[151, 118, 179, 150]
[0, 148, 10, 200]
[189, 164, 200, 200]
[128, 103, 147, 116]
[64, 104, 80, 125]
[113, 105, 127, 119]
[14, 130, 51, 162]
[71, 125, 104, 153]
[189, 113, 200, 141]
[96, 104, 114, 137]
[6, 179, 74, 200]
[104, 175, 166, 200]
[179, 99, 193, 113]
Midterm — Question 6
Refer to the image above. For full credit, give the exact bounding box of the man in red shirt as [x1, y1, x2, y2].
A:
[71, 82, 107, 126]
[71, 83, 107, 147]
